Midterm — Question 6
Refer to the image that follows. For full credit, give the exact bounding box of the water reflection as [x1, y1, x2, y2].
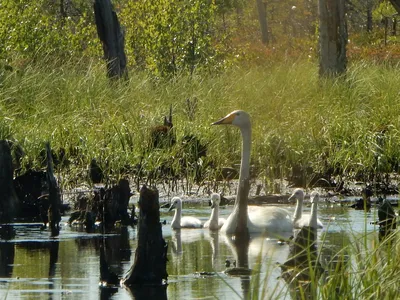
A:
[0, 205, 388, 299]
[0, 241, 15, 277]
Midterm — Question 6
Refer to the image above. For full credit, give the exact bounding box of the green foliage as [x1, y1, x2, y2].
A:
[119, 0, 218, 76]
[0, 0, 100, 61]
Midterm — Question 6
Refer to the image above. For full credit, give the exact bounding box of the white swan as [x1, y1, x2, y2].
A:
[212, 110, 293, 235]
[203, 193, 226, 230]
[168, 197, 202, 229]
[309, 191, 320, 230]
[289, 188, 323, 229]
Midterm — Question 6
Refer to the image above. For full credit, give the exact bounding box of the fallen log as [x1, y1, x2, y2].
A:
[121, 185, 167, 295]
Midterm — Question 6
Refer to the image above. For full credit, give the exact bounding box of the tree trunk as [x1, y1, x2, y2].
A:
[318, 0, 347, 77]
[256, 0, 269, 44]
[94, 0, 128, 79]
[366, 3, 373, 32]
[45, 142, 62, 237]
[121, 185, 168, 290]
[0, 140, 18, 238]
[389, 0, 400, 14]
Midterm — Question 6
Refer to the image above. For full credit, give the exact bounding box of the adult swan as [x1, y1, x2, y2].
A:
[212, 110, 292, 236]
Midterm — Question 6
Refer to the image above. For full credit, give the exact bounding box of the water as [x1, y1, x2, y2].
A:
[0, 201, 383, 300]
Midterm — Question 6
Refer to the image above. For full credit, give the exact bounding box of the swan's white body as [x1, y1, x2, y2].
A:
[203, 193, 226, 230]
[289, 188, 323, 229]
[212, 110, 293, 235]
[168, 197, 202, 229]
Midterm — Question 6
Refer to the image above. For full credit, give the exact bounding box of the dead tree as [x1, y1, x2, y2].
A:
[121, 185, 167, 297]
[318, 0, 347, 77]
[94, 0, 128, 79]
[46, 142, 62, 237]
[0, 140, 18, 238]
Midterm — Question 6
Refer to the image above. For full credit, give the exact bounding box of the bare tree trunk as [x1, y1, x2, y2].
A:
[256, 0, 269, 44]
[389, 0, 400, 14]
[94, 0, 128, 80]
[318, 0, 347, 77]
[121, 185, 168, 292]
[366, 1, 373, 32]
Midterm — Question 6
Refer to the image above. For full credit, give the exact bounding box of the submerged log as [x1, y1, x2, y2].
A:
[0, 140, 18, 238]
[45, 142, 62, 237]
[121, 185, 168, 289]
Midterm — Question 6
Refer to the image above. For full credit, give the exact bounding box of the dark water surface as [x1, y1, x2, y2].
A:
[0, 201, 382, 300]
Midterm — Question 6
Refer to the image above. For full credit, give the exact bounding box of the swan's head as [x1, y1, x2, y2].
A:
[288, 188, 304, 203]
[310, 191, 319, 203]
[212, 110, 251, 129]
[168, 197, 182, 211]
[210, 193, 220, 208]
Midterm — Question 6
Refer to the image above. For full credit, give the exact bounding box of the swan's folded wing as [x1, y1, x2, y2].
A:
[247, 206, 292, 233]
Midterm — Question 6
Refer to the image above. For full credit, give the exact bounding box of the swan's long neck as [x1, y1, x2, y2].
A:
[210, 205, 219, 224]
[234, 125, 251, 236]
[171, 205, 181, 229]
[293, 198, 303, 221]
[310, 200, 318, 229]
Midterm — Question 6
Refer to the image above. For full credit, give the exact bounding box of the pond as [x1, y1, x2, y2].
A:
[0, 198, 383, 300]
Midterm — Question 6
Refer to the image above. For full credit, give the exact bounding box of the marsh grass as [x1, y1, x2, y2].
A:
[244, 216, 400, 300]
[1, 58, 400, 191]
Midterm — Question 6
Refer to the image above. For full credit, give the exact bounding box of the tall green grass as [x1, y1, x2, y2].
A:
[1, 58, 400, 190]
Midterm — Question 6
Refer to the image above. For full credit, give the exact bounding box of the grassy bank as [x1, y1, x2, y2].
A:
[1, 58, 400, 190]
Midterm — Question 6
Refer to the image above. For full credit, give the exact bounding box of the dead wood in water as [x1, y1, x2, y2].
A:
[121, 185, 168, 291]
[280, 227, 323, 299]
[0, 140, 18, 238]
[45, 142, 62, 237]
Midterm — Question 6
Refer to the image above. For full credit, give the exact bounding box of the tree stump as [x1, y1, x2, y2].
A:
[0, 140, 18, 238]
[45, 142, 62, 237]
[121, 185, 167, 294]
[280, 226, 323, 298]
[377, 198, 397, 241]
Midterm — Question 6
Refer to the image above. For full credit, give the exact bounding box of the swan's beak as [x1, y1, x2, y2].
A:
[210, 202, 215, 209]
[168, 203, 175, 211]
[212, 113, 235, 125]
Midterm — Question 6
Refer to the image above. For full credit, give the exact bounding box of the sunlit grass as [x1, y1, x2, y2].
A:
[1, 58, 400, 190]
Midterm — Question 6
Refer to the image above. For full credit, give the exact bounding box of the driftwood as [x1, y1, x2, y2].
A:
[121, 185, 167, 296]
[45, 142, 62, 237]
[94, 0, 128, 79]
[0, 140, 18, 238]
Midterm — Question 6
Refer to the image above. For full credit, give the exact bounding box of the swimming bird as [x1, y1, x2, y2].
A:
[168, 197, 202, 229]
[309, 191, 320, 230]
[203, 193, 226, 230]
[212, 110, 292, 236]
[289, 188, 324, 229]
